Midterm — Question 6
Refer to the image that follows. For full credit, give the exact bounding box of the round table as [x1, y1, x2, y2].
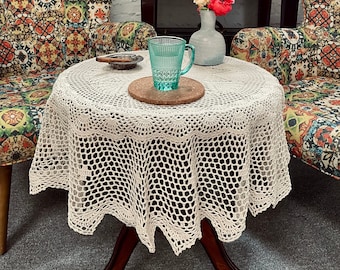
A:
[29, 51, 291, 269]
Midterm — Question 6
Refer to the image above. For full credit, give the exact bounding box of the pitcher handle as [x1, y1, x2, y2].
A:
[180, 44, 195, 76]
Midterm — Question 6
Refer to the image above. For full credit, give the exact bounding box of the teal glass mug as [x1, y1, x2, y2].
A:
[148, 36, 195, 91]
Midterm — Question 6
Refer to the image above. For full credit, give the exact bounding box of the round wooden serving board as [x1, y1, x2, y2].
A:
[128, 76, 205, 105]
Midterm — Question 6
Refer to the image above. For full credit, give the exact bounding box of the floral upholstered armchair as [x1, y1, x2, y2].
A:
[230, 0, 340, 180]
[0, 0, 156, 254]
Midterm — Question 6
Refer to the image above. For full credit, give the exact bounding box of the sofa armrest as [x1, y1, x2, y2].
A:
[230, 26, 319, 85]
[92, 21, 157, 56]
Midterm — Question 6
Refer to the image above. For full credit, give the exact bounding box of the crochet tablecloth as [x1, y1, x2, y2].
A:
[29, 51, 291, 256]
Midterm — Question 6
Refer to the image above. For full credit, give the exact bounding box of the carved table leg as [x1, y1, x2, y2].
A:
[0, 165, 12, 255]
[200, 218, 239, 270]
[105, 219, 239, 270]
[104, 224, 139, 270]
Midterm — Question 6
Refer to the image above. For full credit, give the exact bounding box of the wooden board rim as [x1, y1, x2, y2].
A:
[128, 76, 205, 105]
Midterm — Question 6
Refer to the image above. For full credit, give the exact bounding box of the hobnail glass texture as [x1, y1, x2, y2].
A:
[148, 36, 195, 91]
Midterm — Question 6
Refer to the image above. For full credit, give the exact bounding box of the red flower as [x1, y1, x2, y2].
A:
[208, 0, 234, 16]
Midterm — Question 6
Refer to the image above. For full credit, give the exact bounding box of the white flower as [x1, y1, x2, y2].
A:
[193, 0, 210, 8]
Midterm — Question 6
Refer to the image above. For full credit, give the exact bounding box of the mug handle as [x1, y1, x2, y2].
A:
[180, 44, 195, 76]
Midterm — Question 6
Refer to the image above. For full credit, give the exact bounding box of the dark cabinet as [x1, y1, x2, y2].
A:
[141, 0, 273, 55]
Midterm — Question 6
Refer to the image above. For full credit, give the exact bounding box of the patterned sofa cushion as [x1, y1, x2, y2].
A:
[93, 21, 158, 55]
[283, 76, 340, 178]
[0, 0, 112, 165]
[303, 0, 340, 27]
[315, 26, 340, 79]
[0, 70, 61, 165]
[0, 0, 157, 166]
[230, 0, 340, 180]
[0, 0, 112, 77]
[230, 26, 319, 85]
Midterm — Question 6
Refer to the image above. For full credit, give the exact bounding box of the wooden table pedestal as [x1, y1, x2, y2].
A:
[104, 218, 239, 270]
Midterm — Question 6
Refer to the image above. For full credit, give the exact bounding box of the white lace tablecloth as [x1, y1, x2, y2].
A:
[29, 51, 291, 256]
